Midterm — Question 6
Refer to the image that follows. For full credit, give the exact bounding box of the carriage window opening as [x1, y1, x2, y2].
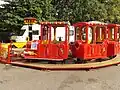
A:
[51, 27, 55, 41]
[88, 27, 93, 44]
[117, 28, 120, 41]
[75, 27, 80, 40]
[109, 28, 114, 40]
[42, 26, 49, 40]
[96, 27, 105, 42]
[81, 27, 86, 41]
[119, 29, 120, 38]
[81, 26, 93, 42]
[65, 28, 69, 41]
[69, 30, 74, 36]
[51, 27, 66, 43]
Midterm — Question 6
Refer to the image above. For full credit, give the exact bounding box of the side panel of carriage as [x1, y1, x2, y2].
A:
[24, 22, 70, 61]
[71, 22, 107, 60]
[107, 24, 120, 57]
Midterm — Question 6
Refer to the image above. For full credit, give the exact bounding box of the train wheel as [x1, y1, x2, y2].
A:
[108, 55, 117, 59]
[48, 61, 56, 64]
[12, 45, 17, 48]
[63, 59, 75, 64]
[96, 58, 103, 62]
[23, 45, 26, 48]
[76, 58, 87, 64]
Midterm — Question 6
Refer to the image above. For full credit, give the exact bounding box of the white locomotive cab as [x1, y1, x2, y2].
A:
[15, 24, 40, 42]
[15, 25, 29, 42]
[32, 24, 41, 40]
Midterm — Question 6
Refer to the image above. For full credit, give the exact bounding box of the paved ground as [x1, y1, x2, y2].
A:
[0, 63, 120, 90]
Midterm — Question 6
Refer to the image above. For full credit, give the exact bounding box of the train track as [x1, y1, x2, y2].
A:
[10, 55, 120, 70]
[0, 48, 120, 70]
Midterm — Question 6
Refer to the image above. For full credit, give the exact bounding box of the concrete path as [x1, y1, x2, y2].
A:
[0, 64, 119, 90]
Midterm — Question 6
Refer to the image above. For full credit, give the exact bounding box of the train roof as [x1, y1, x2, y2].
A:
[73, 22, 107, 26]
[73, 21, 120, 27]
[40, 21, 70, 26]
[107, 23, 120, 27]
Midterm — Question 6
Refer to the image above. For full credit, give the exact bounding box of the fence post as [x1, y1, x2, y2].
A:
[7, 42, 12, 64]
[0, 42, 1, 61]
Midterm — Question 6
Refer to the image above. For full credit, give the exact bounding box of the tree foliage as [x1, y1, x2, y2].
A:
[52, 0, 107, 23]
[0, 0, 120, 33]
[104, 0, 120, 23]
[0, 0, 55, 33]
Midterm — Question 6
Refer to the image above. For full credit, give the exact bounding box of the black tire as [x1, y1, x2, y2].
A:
[12, 45, 17, 48]
[63, 59, 75, 64]
[108, 55, 117, 59]
[23, 45, 26, 48]
[48, 61, 56, 64]
[76, 58, 87, 64]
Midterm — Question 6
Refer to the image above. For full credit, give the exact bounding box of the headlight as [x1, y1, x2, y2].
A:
[11, 36, 17, 40]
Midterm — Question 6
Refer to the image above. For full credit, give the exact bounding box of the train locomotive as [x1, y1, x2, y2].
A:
[22, 21, 120, 64]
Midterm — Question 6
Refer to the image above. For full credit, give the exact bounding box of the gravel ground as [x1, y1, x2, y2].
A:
[0, 64, 120, 90]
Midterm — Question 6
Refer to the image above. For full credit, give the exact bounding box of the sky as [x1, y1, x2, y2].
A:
[0, 0, 6, 4]
[0, 0, 8, 8]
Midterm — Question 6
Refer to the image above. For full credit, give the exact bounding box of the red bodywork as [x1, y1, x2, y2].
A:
[71, 22, 108, 60]
[107, 24, 120, 57]
[24, 22, 70, 61]
[71, 22, 120, 60]
[23, 22, 120, 61]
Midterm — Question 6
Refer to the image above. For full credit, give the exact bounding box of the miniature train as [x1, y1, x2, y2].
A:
[19, 21, 120, 63]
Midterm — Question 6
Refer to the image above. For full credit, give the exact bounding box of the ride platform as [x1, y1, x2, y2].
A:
[10, 55, 120, 70]
[0, 45, 120, 70]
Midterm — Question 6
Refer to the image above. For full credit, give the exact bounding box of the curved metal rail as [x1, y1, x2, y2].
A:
[10, 55, 120, 70]
[0, 45, 120, 70]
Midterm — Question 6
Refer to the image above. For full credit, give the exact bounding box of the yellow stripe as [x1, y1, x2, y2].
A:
[13, 42, 26, 48]
[1, 42, 27, 48]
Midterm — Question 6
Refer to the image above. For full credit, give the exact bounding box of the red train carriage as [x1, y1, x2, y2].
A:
[22, 21, 120, 63]
[1, 21, 120, 70]
[23, 22, 70, 61]
[71, 22, 108, 60]
[107, 24, 120, 58]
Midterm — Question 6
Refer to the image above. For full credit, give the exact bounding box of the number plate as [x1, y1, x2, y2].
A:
[31, 42, 38, 50]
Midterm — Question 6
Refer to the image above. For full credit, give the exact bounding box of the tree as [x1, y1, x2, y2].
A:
[52, 0, 74, 22]
[103, 0, 120, 23]
[1, 0, 120, 34]
[52, 0, 107, 23]
[0, 0, 55, 33]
